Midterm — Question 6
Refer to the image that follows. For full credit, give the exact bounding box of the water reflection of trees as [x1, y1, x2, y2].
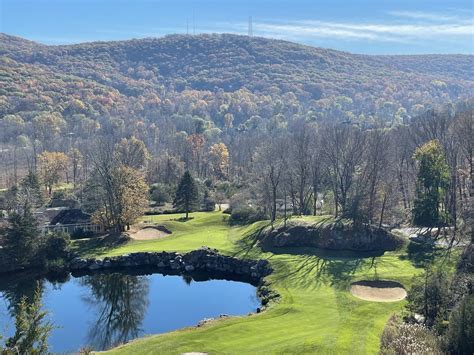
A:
[0, 274, 45, 318]
[80, 273, 150, 350]
[0, 276, 56, 353]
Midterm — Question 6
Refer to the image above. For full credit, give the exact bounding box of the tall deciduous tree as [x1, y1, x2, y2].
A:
[37, 151, 69, 195]
[209, 143, 229, 179]
[288, 119, 312, 215]
[173, 171, 199, 219]
[253, 134, 286, 223]
[31, 112, 65, 151]
[321, 124, 365, 218]
[69, 148, 83, 188]
[91, 165, 148, 232]
[115, 137, 150, 169]
[86, 139, 149, 232]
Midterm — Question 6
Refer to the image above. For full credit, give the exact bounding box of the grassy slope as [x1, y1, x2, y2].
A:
[74, 212, 423, 354]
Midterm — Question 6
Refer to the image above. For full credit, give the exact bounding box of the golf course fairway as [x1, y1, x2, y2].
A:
[74, 212, 424, 354]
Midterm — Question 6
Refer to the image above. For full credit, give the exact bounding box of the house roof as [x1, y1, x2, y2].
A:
[50, 209, 91, 225]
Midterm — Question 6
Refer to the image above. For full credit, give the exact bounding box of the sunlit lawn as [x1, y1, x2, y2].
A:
[71, 211, 450, 354]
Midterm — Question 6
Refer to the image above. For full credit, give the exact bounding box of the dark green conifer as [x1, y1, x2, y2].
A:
[173, 171, 199, 219]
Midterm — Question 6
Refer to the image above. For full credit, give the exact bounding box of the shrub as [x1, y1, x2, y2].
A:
[40, 231, 71, 260]
[406, 269, 450, 329]
[380, 315, 441, 355]
[201, 197, 216, 212]
[150, 183, 173, 205]
[71, 228, 95, 239]
[229, 205, 264, 225]
[52, 190, 67, 200]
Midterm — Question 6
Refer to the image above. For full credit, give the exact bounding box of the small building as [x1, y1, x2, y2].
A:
[40, 208, 104, 236]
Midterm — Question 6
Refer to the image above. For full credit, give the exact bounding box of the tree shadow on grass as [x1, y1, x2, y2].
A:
[230, 223, 271, 259]
[72, 234, 130, 258]
[172, 217, 195, 222]
[268, 247, 383, 290]
[399, 241, 445, 268]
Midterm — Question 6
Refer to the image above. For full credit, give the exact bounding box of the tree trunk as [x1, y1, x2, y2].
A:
[272, 185, 277, 222]
[313, 191, 317, 216]
[379, 192, 387, 229]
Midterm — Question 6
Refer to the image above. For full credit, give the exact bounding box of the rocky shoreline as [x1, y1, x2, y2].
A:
[1, 247, 279, 310]
[69, 247, 278, 310]
[70, 246, 273, 284]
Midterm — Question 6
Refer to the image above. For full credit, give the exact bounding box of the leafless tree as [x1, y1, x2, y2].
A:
[320, 123, 366, 218]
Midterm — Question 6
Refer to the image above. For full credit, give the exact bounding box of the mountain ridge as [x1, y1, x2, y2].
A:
[1, 32, 472, 125]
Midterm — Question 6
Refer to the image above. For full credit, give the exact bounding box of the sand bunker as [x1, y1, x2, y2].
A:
[130, 226, 172, 240]
[350, 280, 407, 302]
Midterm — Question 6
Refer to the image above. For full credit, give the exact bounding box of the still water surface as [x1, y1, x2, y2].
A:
[0, 271, 259, 352]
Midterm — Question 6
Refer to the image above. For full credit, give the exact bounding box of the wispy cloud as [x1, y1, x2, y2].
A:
[241, 11, 473, 45]
[30, 9, 473, 53]
[387, 10, 465, 22]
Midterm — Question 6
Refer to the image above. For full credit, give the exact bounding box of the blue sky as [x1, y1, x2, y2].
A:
[1, 0, 472, 54]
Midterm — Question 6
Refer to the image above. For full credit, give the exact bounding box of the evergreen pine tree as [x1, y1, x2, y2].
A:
[20, 170, 44, 207]
[4, 203, 40, 266]
[173, 171, 199, 219]
[5, 284, 53, 354]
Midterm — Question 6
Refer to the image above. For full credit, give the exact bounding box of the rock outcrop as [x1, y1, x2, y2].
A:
[260, 222, 403, 252]
[69, 247, 272, 284]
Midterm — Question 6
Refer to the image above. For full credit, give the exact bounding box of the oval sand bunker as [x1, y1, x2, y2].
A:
[350, 280, 407, 302]
[131, 225, 172, 240]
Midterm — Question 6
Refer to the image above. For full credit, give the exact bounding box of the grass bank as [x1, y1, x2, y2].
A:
[71, 212, 442, 354]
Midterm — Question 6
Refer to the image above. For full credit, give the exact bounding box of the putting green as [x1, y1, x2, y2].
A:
[73, 212, 424, 354]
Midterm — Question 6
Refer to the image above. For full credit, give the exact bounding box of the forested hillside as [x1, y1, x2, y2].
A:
[0, 33, 472, 213]
[1, 33, 473, 129]
[1, 31, 473, 355]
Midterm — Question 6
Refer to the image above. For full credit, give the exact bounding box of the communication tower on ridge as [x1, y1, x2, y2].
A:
[248, 16, 253, 37]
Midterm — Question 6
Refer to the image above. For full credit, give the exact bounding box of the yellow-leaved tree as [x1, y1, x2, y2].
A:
[209, 143, 229, 179]
[37, 151, 69, 195]
[91, 165, 148, 232]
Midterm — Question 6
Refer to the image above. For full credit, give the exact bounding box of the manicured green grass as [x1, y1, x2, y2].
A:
[75, 212, 450, 354]
[73, 212, 245, 258]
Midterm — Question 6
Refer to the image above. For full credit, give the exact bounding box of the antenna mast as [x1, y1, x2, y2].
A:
[248, 16, 253, 37]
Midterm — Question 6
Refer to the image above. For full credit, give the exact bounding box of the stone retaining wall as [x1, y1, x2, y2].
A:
[70, 247, 272, 284]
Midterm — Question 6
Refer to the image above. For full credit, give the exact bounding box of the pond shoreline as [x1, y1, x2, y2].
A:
[71, 247, 278, 307]
[0, 246, 278, 308]
[70, 247, 272, 282]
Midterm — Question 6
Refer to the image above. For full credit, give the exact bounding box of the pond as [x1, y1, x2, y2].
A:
[0, 271, 260, 352]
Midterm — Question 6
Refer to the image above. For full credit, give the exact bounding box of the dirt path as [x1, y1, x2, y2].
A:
[350, 280, 407, 302]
